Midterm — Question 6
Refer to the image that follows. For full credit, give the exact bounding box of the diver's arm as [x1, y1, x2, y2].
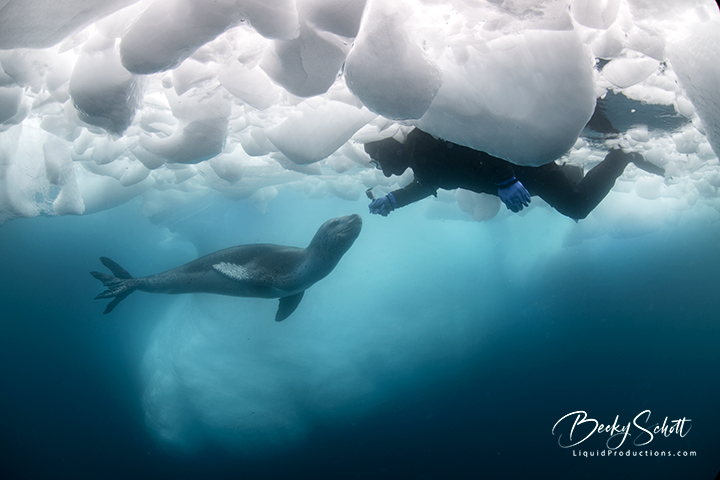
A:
[368, 180, 437, 216]
[389, 180, 437, 208]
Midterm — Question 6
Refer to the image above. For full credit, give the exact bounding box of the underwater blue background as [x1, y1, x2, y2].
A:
[1, 192, 719, 479]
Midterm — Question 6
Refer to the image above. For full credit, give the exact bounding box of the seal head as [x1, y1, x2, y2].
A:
[307, 214, 363, 268]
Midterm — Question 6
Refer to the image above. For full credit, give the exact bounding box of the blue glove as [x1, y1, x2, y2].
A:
[497, 177, 531, 213]
[369, 193, 397, 216]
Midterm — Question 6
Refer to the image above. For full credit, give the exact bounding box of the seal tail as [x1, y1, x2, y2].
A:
[90, 257, 137, 314]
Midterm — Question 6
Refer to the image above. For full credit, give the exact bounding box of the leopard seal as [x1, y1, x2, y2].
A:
[90, 214, 362, 321]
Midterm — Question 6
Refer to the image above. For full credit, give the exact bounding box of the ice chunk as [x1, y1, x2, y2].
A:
[120, 0, 299, 75]
[238, 128, 278, 157]
[43, 138, 85, 215]
[77, 168, 153, 214]
[69, 36, 145, 135]
[250, 186, 279, 213]
[39, 111, 82, 142]
[0, 66, 13, 88]
[209, 153, 244, 184]
[139, 84, 230, 164]
[119, 162, 152, 187]
[591, 24, 626, 59]
[260, 24, 349, 98]
[634, 176, 664, 200]
[0, 0, 137, 49]
[140, 118, 228, 164]
[326, 175, 363, 201]
[456, 191, 502, 222]
[120, 0, 243, 74]
[667, 21, 720, 159]
[0, 49, 58, 91]
[672, 129, 701, 155]
[237, 0, 300, 40]
[628, 125, 650, 143]
[297, 0, 368, 38]
[0, 125, 44, 223]
[44, 53, 75, 94]
[344, 0, 442, 120]
[0, 86, 23, 125]
[218, 63, 281, 110]
[570, 0, 621, 29]
[592, 192, 666, 239]
[417, 29, 595, 166]
[602, 57, 660, 88]
[171, 59, 217, 96]
[627, 26, 666, 61]
[265, 100, 376, 165]
[675, 95, 696, 118]
[90, 137, 128, 166]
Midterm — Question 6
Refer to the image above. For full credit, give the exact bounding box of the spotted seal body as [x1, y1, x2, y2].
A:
[91, 214, 362, 321]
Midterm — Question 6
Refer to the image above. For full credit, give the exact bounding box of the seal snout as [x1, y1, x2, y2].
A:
[346, 213, 362, 227]
[340, 214, 363, 237]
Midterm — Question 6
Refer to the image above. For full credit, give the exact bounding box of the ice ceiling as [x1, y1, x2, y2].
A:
[1, 0, 720, 231]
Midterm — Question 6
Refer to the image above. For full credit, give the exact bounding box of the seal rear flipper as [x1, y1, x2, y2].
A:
[100, 256, 133, 279]
[90, 271, 117, 287]
[90, 257, 137, 314]
[275, 292, 304, 322]
[103, 290, 133, 314]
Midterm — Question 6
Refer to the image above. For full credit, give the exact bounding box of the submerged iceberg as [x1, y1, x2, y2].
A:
[2, 0, 720, 460]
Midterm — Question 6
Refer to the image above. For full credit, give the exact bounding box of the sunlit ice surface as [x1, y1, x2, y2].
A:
[1, 0, 720, 463]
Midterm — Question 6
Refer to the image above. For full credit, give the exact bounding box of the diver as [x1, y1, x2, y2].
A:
[364, 127, 664, 221]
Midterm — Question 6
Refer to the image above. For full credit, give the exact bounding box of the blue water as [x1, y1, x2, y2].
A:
[1, 192, 719, 479]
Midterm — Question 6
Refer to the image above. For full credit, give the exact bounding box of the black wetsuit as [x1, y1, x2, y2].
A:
[390, 129, 629, 220]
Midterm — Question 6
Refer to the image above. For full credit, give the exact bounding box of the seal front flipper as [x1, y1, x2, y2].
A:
[90, 257, 137, 314]
[276, 292, 304, 322]
[214, 261, 303, 320]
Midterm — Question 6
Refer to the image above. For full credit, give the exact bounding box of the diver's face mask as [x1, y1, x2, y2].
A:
[365, 139, 409, 177]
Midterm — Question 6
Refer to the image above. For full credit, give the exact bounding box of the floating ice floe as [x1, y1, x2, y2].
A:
[0, 0, 719, 241]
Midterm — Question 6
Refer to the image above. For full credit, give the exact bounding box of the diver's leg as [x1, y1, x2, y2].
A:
[516, 163, 592, 220]
[517, 150, 629, 220]
[571, 149, 633, 217]
[519, 150, 662, 220]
